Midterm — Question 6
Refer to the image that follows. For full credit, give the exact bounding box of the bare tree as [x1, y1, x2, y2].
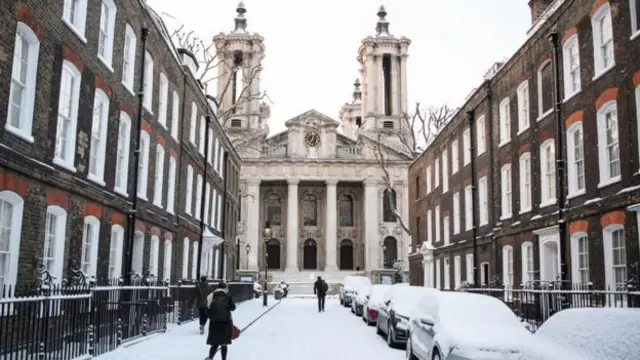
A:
[371, 103, 454, 236]
[170, 25, 269, 127]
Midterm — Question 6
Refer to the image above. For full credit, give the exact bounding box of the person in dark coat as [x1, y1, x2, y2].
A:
[205, 281, 236, 360]
[313, 276, 328, 312]
[193, 276, 213, 334]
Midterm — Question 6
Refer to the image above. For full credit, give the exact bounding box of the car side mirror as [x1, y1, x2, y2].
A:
[420, 315, 435, 327]
[384, 299, 391, 306]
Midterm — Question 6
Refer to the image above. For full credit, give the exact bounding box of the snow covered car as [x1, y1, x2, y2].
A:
[351, 285, 372, 316]
[362, 284, 392, 325]
[377, 285, 435, 348]
[406, 291, 577, 360]
[535, 308, 640, 360]
[339, 275, 371, 307]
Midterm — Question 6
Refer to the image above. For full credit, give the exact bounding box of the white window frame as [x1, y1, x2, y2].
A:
[218, 143, 225, 178]
[195, 174, 203, 220]
[631, 0, 640, 37]
[443, 258, 450, 290]
[462, 128, 471, 165]
[216, 193, 223, 230]
[443, 215, 450, 246]
[109, 225, 124, 280]
[211, 189, 218, 227]
[562, 35, 582, 100]
[434, 158, 440, 188]
[137, 131, 150, 200]
[521, 241, 535, 285]
[517, 81, 530, 133]
[540, 139, 556, 207]
[114, 112, 131, 196]
[185, 165, 194, 214]
[435, 258, 441, 289]
[81, 216, 100, 277]
[121, 24, 136, 94]
[204, 183, 211, 225]
[426, 166, 432, 194]
[171, 91, 180, 140]
[6, 23, 40, 143]
[591, 3, 615, 79]
[500, 164, 512, 219]
[596, 101, 621, 187]
[603, 225, 626, 291]
[452, 191, 460, 234]
[478, 176, 488, 226]
[499, 97, 510, 146]
[435, 205, 440, 243]
[191, 241, 199, 279]
[163, 239, 172, 282]
[426, 209, 432, 243]
[53, 61, 82, 172]
[190, 102, 197, 144]
[480, 261, 490, 286]
[149, 235, 159, 277]
[208, 129, 214, 164]
[464, 185, 472, 231]
[132, 231, 144, 275]
[158, 73, 168, 128]
[199, 116, 206, 154]
[570, 232, 590, 284]
[476, 115, 486, 155]
[537, 60, 553, 120]
[43, 206, 67, 284]
[166, 157, 177, 214]
[519, 153, 532, 213]
[153, 144, 165, 207]
[502, 245, 514, 301]
[465, 253, 473, 284]
[87, 89, 110, 186]
[62, 0, 88, 41]
[182, 238, 190, 279]
[451, 139, 459, 174]
[143, 51, 154, 113]
[213, 137, 220, 170]
[442, 150, 448, 193]
[97, 0, 117, 70]
[566, 122, 586, 198]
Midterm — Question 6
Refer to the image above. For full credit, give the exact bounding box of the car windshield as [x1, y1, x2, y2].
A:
[391, 286, 433, 317]
[437, 292, 521, 327]
[344, 276, 371, 289]
[368, 285, 391, 305]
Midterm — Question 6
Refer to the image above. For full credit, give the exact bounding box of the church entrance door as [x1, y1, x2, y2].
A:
[339, 239, 354, 270]
[303, 239, 317, 270]
[266, 239, 280, 269]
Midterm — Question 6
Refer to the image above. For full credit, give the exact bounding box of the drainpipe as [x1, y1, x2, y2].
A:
[548, 29, 568, 282]
[484, 82, 496, 283]
[196, 115, 212, 279]
[125, 27, 149, 284]
[467, 109, 479, 285]
[219, 150, 229, 279]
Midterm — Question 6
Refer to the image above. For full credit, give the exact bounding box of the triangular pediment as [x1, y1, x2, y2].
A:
[284, 109, 340, 129]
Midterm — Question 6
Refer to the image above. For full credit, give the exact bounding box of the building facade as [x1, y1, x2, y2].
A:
[0, 0, 240, 289]
[222, 6, 414, 283]
[409, 0, 640, 291]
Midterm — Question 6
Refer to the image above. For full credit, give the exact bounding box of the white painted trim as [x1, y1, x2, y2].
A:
[562, 34, 582, 99]
[182, 237, 190, 279]
[132, 231, 144, 274]
[500, 164, 512, 219]
[44, 206, 67, 283]
[476, 115, 486, 155]
[465, 253, 473, 284]
[566, 122, 585, 197]
[171, 91, 180, 140]
[114, 111, 131, 196]
[0, 191, 24, 289]
[602, 224, 626, 291]
[62, 0, 88, 40]
[87, 89, 110, 186]
[517, 80, 530, 133]
[441, 149, 449, 193]
[521, 241, 534, 283]
[109, 225, 124, 279]
[537, 59, 553, 118]
[570, 232, 589, 284]
[451, 138, 459, 174]
[149, 235, 160, 277]
[478, 177, 488, 225]
[539, 139, 556, 205]
[82, 216, 101, 277]
[596, 101, 621, 187]
[158, 73, 169, 128]
[189, 102, 197, 144]
[143, 52, 155, 113]
[462, 128, 471, 165]
[185, 165, 194, 214]
[519, 152, 532, 213]
[452, 191, 460, 234]
[97, 0, 117, 70]
[166, 156, 177, 214]
[137, 131, 151, 199]
[591, 3, 615, 78]
[53, 61, 82, 171]
[535, 226, 561, 281]
[498, 97, 511, 146]
[121, 24, 136, 93]
[153, 144, 165, 207]
[631, 0, 640, 35]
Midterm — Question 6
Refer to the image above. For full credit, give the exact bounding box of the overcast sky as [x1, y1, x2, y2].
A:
[147, 0, 531, 134]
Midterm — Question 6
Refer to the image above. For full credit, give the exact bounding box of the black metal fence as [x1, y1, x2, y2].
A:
[0, 278, 254, 359]
[460, 281, 640, 331]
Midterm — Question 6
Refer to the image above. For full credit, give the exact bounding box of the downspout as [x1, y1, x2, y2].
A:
[125, 27, 149, 284]
[196, 115, 212, 279]
[484, 82, 496, 283]
[219, 151, 229, 279]
[467, 109, 478, 285]
[548, 29, 567, 282]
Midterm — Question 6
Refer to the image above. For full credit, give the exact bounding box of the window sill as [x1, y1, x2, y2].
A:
[597, 175, 621, 189]
[52, 157, 77, 173]
[4, 124, 34, 143]
[153, 200, 163, 208]
[137, 193, 148, 201]
[563, 90, 581, 104]
[158, 121, 167, 130]
[143, 104, 154, 115]
[167, 208, 175, 215]
[498, 140, 510, 148]
[519, 207, 532, 214]
[536, 109, 553, 122]
[540, 199, 556, 208]
[87, 173, 106, 187]
[500, 214, 512, 221]
[122, 81, 135, 96]
[114, 187, 129, 198]
[62, 20, 87, 43]
[97, 56, 115, 73]
[567, 189, 586, 199]
[517, 126, 529, 136]
[631, 30, 640, 41]
[593, 64, 615, 82]
[476, 150, 486, 157]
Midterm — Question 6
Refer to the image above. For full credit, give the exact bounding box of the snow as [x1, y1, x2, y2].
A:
[341, 275, 371, 292]
[366, 284, 392, 309]
[96, 298, 405, 360]
[535, 308, 640, 360]
[389, 286, 436, 317]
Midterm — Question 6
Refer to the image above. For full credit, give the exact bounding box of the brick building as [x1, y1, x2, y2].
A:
[0, 0, 240, 288]
[409, 0, 640, 291]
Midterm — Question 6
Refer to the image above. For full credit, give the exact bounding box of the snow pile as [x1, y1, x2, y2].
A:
[535, 308, 640, 360]
[341, 276, 371, 292]
[366, 284, 392, 309]
[390, 286, 437, 317]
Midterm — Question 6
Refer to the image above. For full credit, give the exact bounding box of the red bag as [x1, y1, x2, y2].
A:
[231, 324, 240, 340]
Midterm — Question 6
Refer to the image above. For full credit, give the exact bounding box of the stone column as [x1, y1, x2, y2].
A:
[246, 179, 261, 270]
[363, 180, 379, 271]
[400, 55, 408, 115]
[366, 55, 376, 114]
[285, 179, 299, 272]
[325, 180, 338, 272]
[391, 56, 399, 116]
[377, 56, 384, 115]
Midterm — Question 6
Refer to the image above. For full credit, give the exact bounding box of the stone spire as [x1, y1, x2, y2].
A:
[375, 5, 390, 37]
[233, 1, 248, 33]
[352, 78, 362, 103]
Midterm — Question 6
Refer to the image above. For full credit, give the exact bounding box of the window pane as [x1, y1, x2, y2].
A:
[540, 63, 553, 113]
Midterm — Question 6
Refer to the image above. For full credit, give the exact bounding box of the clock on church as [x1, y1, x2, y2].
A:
[304, 132, 321, 147]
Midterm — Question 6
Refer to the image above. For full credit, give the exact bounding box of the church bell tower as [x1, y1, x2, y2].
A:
[213, 2, 267, 132]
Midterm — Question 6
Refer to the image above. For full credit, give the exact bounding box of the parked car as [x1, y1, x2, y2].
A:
[339, 276, 371, 307]
[351, 285, 372, 315]
[406, 291, 577, 360]
[362, 284, 392, 325]
[535, 308, 640, 360]
[377, 285, 435, 348]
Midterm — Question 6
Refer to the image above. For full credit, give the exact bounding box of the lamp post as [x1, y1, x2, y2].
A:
[245, 243, 250, 270]
[262, 222, 272, 307]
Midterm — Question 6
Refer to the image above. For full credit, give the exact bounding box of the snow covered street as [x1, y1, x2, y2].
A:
[96, 298, 404, 360]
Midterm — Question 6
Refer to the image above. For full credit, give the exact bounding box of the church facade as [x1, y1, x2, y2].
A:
[216, 4, 415, 282]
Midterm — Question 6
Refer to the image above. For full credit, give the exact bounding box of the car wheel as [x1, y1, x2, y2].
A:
[406, 338, 418, 360]
[432, 349, 440, 360]
[386, 323, 396, 348]
[376, 321, 383, 335]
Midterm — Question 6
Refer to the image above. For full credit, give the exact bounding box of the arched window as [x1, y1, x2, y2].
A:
[339, 239, 354, 270]
[109, 225, 124, 280]
[302, 194, 318, 226]
[0, 191, 24, 289]
[81, 216, 101, 277]
[266, 193, 282, 226]
[132, 231, 144, 274]
[149, 235, 159, 276]
[383, 236, 397, 269]
[182, 237, 190, 279]
[382, 189, 397, 223]
[338, 194, 353, 227]
[44, 205, 67, 283]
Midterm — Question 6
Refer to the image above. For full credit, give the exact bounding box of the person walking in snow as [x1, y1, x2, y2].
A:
[193, 275, 213, 334]
[313, 276, 328, 312]
[205, 281, 236, 360]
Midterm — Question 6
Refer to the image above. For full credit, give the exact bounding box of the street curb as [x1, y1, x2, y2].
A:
[239, 300, 282, 333]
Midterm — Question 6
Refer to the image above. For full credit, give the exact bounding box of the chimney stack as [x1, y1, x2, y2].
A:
[529, 0, 553, 24]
